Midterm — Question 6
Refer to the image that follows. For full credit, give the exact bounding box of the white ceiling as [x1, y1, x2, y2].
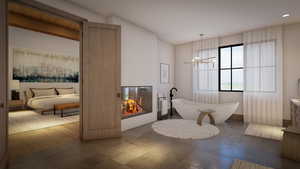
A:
[66, 0, 300, 44]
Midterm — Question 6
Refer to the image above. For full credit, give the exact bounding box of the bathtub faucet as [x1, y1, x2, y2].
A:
[169, 87, 178, 117]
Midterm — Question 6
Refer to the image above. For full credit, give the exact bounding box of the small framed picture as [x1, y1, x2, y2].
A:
[160, 63, 169, 84]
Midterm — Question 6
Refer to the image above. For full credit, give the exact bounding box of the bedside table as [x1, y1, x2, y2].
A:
[8, 100, 25, 111]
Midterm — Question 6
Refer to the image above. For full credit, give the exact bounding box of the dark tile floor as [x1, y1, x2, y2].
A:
[8, 120, 300, 169]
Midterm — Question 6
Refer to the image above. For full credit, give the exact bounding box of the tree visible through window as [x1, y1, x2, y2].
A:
[219, 44, 244, 91]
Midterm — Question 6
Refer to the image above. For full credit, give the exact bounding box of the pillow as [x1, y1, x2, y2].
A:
[55, 88, 74, 95]
[23, 90, 33, 103]
[30, 88, 57, 97]
[25, 90, 33, 99]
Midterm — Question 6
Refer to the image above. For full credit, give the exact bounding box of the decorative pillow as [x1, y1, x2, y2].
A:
[23, 90, 33, 103]
[55, 88, 74, 95]
[25, 90, 33, 99]
[30, 88, 57, 97]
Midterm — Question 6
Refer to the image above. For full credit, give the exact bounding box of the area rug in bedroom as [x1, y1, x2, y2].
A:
[9, 110, 79, 134]
[152, 119, 219, 139]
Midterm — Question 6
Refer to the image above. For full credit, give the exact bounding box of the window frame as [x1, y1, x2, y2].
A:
[218, 44, 244, 92]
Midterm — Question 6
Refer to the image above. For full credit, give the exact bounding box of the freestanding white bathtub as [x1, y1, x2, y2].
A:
[172, 99, 239, 124]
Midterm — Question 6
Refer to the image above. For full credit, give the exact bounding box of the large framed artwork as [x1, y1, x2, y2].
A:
[13, 48, 79, 83]
[160, 63, 169, 84]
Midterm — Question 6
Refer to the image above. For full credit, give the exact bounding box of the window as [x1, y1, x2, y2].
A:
[193, 48, 219, 91]
[219, 44, 244, 92]
[244, 41, 276, 92]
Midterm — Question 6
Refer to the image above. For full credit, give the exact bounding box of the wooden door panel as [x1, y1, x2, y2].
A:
[101, 29, 117, 129]
[82, 22, 121, 140]
[86, 27, 103, 130]
[0, 0, 8, 168]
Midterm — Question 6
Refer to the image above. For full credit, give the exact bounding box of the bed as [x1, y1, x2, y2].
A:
[24, 88, 79, 114]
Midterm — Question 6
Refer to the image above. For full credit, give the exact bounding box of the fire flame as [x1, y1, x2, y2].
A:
[122, 99, 142, 114]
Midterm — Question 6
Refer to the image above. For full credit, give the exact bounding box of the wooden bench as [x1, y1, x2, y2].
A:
[197, 109, 215, 126]
[54, 103, 80, 117]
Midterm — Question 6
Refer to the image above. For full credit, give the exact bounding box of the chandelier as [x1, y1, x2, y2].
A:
[184, 34, 217, 66]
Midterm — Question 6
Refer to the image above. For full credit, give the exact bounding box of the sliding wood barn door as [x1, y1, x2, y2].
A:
[81, 22, 121, 140]
[0, 0, 8, 168]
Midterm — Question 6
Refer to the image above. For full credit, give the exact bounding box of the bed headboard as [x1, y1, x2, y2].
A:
[23, 88, 53, 103]
[19, 83, 79, 101]
[23, 87, 76, 104]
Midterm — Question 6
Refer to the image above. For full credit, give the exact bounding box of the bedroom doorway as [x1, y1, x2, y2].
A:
[1, 0, 121, 167]
[7, 1, 81, 136]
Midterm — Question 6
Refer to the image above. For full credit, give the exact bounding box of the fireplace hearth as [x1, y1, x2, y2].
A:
[121, 86, 152, 119]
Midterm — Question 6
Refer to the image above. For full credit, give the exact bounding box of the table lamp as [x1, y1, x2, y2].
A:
[11, 80, 20, 100]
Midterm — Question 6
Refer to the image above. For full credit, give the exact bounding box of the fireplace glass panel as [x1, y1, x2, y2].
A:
[121, 86, 152, 119]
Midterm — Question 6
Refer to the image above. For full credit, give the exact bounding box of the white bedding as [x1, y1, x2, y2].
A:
[27, 94, 79, 110]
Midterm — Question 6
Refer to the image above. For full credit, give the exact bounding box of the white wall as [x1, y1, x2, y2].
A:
[8, 26, 80, 99]
[175, 43, 193, 100]
[158, 40, 175, 97]
[108, 16, 158, 131]
[283, 23, 300, 120]
[108, 16, 159, 87]
[175, 23, 300, 119]
[108, 16, 175, 131]
[35, 0, 106, 23]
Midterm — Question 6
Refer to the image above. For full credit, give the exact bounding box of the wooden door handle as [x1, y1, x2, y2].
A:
[0, 102, 4, 108]
[116, 93, 121, 98]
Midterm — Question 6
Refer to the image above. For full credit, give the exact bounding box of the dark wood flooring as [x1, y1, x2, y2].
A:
[8, 120, 300, 169]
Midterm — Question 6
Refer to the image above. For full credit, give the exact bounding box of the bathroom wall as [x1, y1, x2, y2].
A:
[107, 16, 175, 130]
[175, 33, 244, 115]
[175, 22, 300, 119]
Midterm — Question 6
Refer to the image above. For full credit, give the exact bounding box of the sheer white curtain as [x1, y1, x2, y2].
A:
[243, 26, 283, 126]
[192, 38, 219, 104]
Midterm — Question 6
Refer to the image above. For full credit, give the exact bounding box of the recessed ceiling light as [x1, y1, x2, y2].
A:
[282, 13, 290, 18]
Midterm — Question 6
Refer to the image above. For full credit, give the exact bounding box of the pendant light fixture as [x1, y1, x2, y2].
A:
[185, 34, 216, 65]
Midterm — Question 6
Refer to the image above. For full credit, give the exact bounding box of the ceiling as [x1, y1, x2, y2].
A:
[65, 0, 300, 44]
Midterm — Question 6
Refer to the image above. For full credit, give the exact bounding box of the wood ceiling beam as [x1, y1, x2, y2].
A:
[9, 0, 86, 23]
[7, 1, 81, 41]
[8, 2, 81, 31]
[8, 12, 80, 41]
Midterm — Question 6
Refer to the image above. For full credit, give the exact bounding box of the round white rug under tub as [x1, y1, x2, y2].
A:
[152, 119, 220, 139]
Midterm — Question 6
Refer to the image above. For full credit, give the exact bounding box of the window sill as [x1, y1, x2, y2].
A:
[219, 90, 243, 93]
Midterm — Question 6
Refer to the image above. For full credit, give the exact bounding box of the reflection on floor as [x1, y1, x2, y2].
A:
[245, 124, 284, 141]
[231, 159, 274, 169]
[9, 120, 300, 169]
[9, 110, 79, 134]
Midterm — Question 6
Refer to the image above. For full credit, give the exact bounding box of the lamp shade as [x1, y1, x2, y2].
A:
[11, 80, 20, 90]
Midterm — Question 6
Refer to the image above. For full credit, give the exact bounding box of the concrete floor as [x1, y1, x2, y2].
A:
[8, 120, 300, 169]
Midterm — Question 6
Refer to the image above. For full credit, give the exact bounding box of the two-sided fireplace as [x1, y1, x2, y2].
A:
[121, 86, 152, 119]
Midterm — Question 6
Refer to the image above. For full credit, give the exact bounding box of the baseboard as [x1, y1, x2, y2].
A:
[228, 114, 292, 127]
[0, 153, 8, 169]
